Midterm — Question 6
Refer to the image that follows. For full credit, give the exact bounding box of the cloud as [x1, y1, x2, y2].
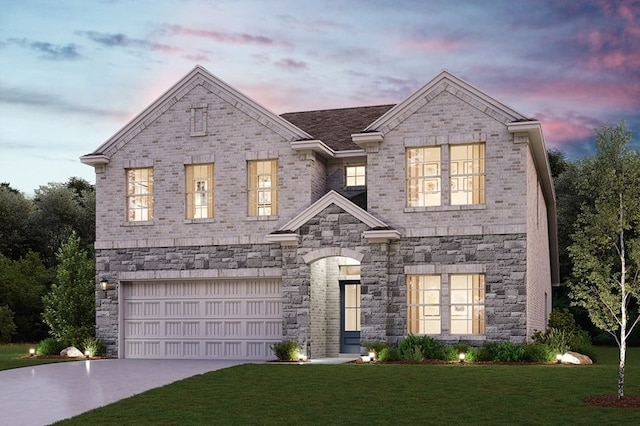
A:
[274, 58, 308, 71]
[77, 31, 181, 53]
[0, 85, 130, 119]
[6, 38, 81, 60]
[396, 38, 468, 52]
[157, 24, 287, 46]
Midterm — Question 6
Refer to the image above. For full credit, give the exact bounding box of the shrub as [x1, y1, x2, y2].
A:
[398, 334, 447, 361]
[82, 337, 106, 357]
[475, 342, 525, 362]
[0, 305, 17, 343]
[445, 344, 471, 362]
[363, 341, 389, 355]
[270, 340, 301, 361]
[36, 337, 68, 356]
[522, 343, 555, 362]
[377, 347, 401, 361]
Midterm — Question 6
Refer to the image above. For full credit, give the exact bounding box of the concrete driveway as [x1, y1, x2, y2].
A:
[0, 359, 245, 426]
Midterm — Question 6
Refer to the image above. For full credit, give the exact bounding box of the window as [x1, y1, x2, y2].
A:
[248, 159, 277, 216]
[450, 274, 485, 334]
[406, 147, 441, 207]
[344, 284, 361, 331]
[407, 275, 441, 334]
[345, 165, 366, 187]
[450, 144, 485, 205]
[186, 164, 214, 219]
[127, 168, 154, 221]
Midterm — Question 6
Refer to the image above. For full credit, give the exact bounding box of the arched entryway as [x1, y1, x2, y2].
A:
[307, 252, 362, 358]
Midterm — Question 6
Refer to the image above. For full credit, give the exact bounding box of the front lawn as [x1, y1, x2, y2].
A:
[56, 346, 640, 425]
[0, 343, 76, 371]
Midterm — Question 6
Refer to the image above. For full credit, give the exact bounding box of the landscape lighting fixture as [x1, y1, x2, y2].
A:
[459, 352, 466, 363]
[29, 348, 35, 357]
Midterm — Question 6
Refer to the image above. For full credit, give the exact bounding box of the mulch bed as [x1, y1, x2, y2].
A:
[584, 394, 640, 408]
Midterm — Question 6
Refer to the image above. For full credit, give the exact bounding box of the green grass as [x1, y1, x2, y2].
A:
[55, 346, 640, 425]
[0, 343, 77, 371]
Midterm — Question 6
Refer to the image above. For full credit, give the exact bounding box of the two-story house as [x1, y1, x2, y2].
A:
[81, 65, 559, 360]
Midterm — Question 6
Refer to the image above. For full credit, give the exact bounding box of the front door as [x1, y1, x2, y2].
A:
[340, 280, 361, 353]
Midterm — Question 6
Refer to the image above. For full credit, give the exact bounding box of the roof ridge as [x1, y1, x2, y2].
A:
[280, 104, 396, 115]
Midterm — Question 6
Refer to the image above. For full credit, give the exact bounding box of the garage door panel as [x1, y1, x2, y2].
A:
[123, 279, 283, 359]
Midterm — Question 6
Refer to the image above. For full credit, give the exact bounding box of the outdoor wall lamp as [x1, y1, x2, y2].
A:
[99, 279, 109, 291]
[459, 352, 466, 363]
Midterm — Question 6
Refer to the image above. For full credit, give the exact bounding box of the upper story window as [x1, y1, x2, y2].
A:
[407, 275, 441, 334]
[127, 168, 154, 221]
[186, 164, 214, 219]
[248, 159, 278, 216]
[345, 165, 366, 187]
[406, 147, 441, 207]
[450, 274, 485, 334]
[450, 144, 485, 205]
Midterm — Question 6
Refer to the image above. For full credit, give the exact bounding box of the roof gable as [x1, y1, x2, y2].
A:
[277, 190, 389, 231]
[364, 70, 529, 134]
[82, 65, 311, 160]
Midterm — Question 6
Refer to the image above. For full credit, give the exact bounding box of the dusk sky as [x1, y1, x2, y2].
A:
[1, 0, 638, 195]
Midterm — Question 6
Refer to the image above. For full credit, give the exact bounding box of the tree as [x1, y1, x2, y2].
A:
[42, 232, 95, 345]
[0, 252, 51, 341]
[569, 122, 640, 398]
[0, 305, 17, 343]
[0, 184, 34, 260]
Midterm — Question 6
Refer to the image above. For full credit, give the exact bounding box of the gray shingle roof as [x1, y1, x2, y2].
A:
[280, 104, 395, 151]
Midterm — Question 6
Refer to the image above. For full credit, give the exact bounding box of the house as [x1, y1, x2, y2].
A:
[81, 65, 559, 360]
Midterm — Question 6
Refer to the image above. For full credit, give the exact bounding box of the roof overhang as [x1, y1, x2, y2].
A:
[291, 139, 335, 158]
[80, 154, 110, 166]
[351, 132, 384, 152]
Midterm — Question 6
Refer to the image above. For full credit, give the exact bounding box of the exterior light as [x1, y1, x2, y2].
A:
[556, 353, 563, 364]
[85, 350, 91, 358]
[100, 279, 109, 291]
[459, 352, 466, 363]
[368, 351, 376, 361]
[297, 352, 307, 362]
[29, 348, 35, 357]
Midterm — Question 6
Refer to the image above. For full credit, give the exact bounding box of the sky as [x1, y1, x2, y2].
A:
[1, 0, 639, 195]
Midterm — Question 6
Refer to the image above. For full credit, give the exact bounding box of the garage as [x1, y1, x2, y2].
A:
[122, 279, 283, 359]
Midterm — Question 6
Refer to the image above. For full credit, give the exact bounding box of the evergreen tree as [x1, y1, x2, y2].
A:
[42, 232, 95, 345]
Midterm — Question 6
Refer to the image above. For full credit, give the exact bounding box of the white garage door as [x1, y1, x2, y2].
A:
[122, 279, 283, 359]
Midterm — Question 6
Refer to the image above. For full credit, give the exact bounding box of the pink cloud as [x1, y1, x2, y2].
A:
[397, 38, 467, 52]
[536, 112, 600, 147]
[274, 58, 308, 71]
[159, 24, 288, 47]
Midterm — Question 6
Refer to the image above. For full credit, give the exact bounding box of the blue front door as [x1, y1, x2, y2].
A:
[340, 280, 361, 353]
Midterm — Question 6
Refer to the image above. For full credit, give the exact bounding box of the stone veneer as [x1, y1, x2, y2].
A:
[96, 203, 529, 357]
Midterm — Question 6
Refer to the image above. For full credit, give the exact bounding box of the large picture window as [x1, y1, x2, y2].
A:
[248, 159, 278, 216]
[406, 147, 441, 207]
[450, 144, 485, 205]
[186, 164, 214, 219]
[127, 168, 154, 221]
[450, 274, 485, 334]
[407, 275, 441, 334]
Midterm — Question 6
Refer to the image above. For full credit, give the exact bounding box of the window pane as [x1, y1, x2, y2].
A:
[407, 275, 441, 334]
[450, 274, 485, 334]
[450, 144, 485, 205]
[127, 168, 154, 221]
[346, 165, 366, 187]
[186, 164, 214, 219]
[248, 160, 277, 216]
[407, 147, 441, 206]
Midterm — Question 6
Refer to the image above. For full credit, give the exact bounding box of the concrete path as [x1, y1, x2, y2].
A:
[0, 359, 244, 426]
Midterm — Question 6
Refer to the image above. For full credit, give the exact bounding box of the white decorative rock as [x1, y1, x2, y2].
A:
[60, 346, 84, 358]
[561, 351, 593, 365]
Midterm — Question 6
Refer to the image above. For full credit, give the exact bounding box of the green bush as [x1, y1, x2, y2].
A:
[36, 337, 68, 356]
[0, 305, 17, 343]
[270, 340, 301, 361]
[445, 344, 472, 362]
[363, 341, 389, 355]
[82, 337, 106, 357]
[377, 347, 400, 361]
[522, 344, 555, 362]
[398, 334, 447, 361]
